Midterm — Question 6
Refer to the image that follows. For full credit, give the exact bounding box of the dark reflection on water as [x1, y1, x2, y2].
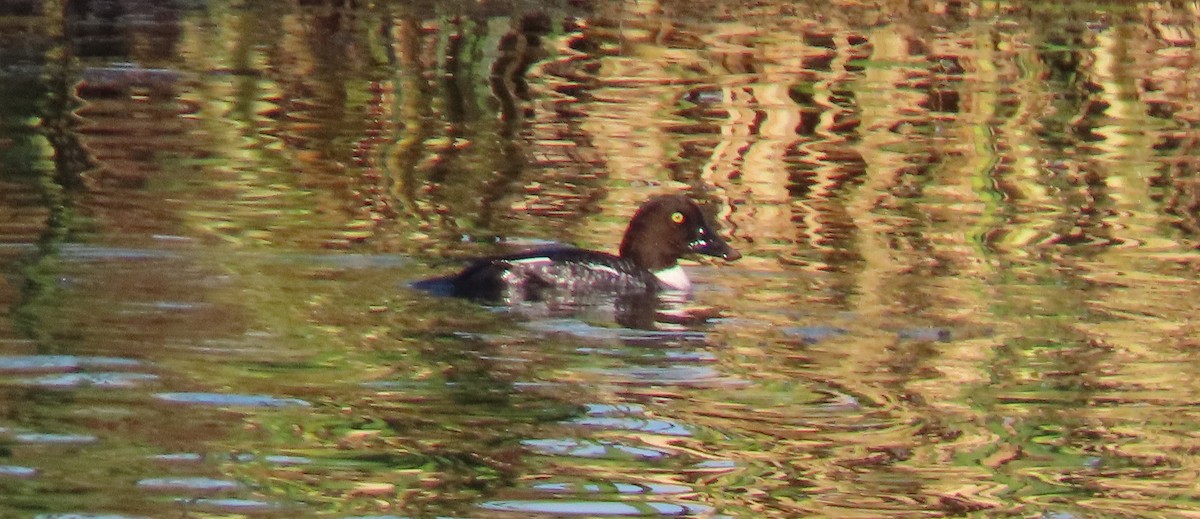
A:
[3, 0, 1200, 517]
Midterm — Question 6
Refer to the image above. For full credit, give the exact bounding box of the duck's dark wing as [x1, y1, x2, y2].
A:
[410, 246, 572, 300]
[415, 248, 657, 302]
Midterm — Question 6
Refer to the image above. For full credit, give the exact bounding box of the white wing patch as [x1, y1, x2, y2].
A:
[588, 264, 621, 277]
[653, 265, 691, 291]
[507, 257, 554, 267]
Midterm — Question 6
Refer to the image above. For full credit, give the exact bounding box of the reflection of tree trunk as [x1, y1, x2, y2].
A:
[477, 13, 551, 226]
[490, 12, 551, 132]
[387, 14, 427, 212]
[39, 0, 94, 194]
[441, 17, 468, 130]
[9, 1, 79, 349]
[41, 65, 94, 194]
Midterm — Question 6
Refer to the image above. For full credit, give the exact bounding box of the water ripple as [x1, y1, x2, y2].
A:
[0, 356, 142, 374]
[781, 325, 849, 343]
[591, 365, 747, 388]
[20, 372, 159, 389]
[570, 417, 693, 437]
[0, 465, 37, 478]
[12, 433, 98, 444]
[575, 347, 717, 362]
[34, 515, 148, 519]
[154, 392, 311, 408]
[524, 319, 708, 342]
[263, 455, 312, 465]
[136, 477, 241, 492]
[479, 500, 713, 516]
[522, 438, 673, 460]
[150, 453, 203, 463]
[531, 481, 693, 495]
[176, 497, 284, 512]
[149, 452, 311, 465]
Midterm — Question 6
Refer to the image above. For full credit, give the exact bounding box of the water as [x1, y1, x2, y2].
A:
[1, 0, 1200, 517]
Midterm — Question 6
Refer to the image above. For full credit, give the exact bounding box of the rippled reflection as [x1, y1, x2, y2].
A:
[2, 0, 1200, 518]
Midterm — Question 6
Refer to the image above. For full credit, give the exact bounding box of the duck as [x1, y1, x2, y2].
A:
[414, 194, 741, 304]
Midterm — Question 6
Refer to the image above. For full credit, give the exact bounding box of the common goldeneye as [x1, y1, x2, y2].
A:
[415, 195, 741, 303]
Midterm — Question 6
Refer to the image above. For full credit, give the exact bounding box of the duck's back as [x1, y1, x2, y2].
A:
[451, 248, 659, 303]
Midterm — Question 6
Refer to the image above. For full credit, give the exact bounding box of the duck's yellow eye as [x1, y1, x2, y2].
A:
[671, 212, 685, 224]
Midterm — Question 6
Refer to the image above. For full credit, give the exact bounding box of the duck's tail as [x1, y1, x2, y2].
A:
[408, 275, 458, 297]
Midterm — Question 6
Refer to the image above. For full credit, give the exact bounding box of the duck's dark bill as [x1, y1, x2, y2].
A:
[691, 238, 741, 261]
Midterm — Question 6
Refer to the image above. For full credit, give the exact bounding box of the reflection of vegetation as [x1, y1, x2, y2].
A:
[5, 6, 87, 350]
[365, 9, 572, 251]
[8, 0, 1200, 517]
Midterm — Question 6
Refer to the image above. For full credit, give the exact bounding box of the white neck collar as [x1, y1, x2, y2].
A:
[653, 265, 691, 291]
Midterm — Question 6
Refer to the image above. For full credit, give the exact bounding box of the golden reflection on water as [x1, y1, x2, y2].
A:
[4, 0, 1200, 517]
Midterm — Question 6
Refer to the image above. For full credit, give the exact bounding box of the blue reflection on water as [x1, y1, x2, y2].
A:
[154, 392, 311, 407]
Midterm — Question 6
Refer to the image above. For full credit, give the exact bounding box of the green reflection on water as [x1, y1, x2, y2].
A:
[3, 0, 1200, 517]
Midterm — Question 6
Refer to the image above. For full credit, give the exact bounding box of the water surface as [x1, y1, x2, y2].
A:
[2, 0, 1200, 517]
